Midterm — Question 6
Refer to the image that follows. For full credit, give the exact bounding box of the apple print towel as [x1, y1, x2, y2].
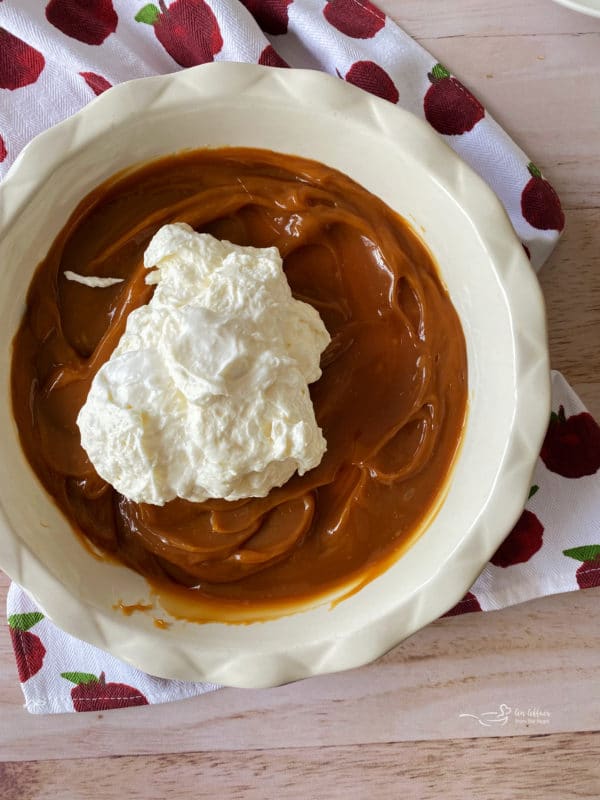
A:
[1, 0, 596, 715]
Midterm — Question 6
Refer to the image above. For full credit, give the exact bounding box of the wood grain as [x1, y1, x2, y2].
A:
[2, 732, 600, 800]
[541, 209, 600, 416]
[0, 0, 599, 790]
[380, 0, 600, 36]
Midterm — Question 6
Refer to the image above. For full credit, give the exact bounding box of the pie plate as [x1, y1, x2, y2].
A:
[551, 0, 600, 18]
[0, 63, 549, 686]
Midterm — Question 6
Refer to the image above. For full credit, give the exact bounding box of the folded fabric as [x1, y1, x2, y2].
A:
[2, 0, 592, 716]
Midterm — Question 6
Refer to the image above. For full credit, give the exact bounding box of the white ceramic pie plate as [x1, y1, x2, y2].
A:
[551, 0, 600, 17]
[0, 63, 549, 687]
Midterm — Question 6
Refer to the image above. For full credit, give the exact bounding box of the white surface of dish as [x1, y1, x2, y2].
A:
[0, 63, 550, 686]
[78, 223, 330, 505]
[551, 0, 600, 17]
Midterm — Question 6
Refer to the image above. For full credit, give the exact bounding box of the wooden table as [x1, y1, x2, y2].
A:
[1, 1, 599, 796]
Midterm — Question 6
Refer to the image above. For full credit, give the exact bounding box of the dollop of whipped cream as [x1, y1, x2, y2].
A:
[77, 223, 331, 505]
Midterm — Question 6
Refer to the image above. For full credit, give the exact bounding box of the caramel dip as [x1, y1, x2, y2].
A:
[11, 148, 467, 618]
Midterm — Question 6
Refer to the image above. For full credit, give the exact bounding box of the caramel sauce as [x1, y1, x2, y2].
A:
[112, 601, 153, 616]
[11, 148, 467, 621]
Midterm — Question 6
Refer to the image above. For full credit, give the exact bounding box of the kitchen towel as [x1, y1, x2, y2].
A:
[2, 0, 597, 714]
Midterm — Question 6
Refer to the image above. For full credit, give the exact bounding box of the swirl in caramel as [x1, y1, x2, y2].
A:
[11, 148, 467, 612]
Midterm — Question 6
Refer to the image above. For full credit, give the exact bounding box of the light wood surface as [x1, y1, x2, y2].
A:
[1, 0, 599, 794]
[2, 732, 600, 800]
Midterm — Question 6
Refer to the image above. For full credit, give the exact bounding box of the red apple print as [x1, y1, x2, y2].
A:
[135, 0, 223, 68]
[258, 45, 289, 69]
[0, 134, 6, 163]
[8, 612, 46, 682]
[345, 61, 398, 103]
[443, 591, 482, 617]
[576, 558, 600, 590]
[61, 671, 149, 711]
[46, 0, 118, 46]
[0, 29, 45, 90]
[324, 0, 385, 39]
[424, 63, 484, 136]
[564, 546, 600, 590]
[79, 71, 112, 96]
[240, 0, 292, 35]
[521, 162, 565, 232]
[10, 631, 46, 682]
[541, 405, 600, 478]
[491, 502, 544, 567]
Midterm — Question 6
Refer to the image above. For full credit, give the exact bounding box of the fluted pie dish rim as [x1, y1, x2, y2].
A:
[0, 63, 549, 686]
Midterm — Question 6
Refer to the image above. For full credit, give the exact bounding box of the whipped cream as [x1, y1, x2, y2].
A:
[64, 271, 124, 288]
[77, 223, 331, 505]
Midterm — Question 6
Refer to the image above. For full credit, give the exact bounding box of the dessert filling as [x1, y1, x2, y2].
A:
[12, 148, 467, 608]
